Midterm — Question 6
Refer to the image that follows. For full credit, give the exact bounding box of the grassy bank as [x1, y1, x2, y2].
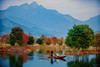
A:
[0, 44, 100, 55]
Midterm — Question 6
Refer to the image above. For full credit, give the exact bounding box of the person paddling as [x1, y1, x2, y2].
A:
[51, 50, 53, 56]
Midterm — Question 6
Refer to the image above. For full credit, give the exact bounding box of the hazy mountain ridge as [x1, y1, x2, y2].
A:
[0, 1, 100, 37]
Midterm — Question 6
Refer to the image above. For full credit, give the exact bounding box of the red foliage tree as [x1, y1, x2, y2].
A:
[51, 36, 58, 45]
[23, 33, 29, 43]
[2, 33, 9, 43]
[46, 37, 52, 45]
[2, 33, 9, 40]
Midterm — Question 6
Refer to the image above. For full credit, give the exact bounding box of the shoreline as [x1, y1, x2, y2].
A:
[0, 44, 100, 55]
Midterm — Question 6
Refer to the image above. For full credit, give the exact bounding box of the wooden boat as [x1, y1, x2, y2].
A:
[48, 56, 66, 59]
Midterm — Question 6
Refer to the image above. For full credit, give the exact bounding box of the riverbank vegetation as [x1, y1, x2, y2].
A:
[0, 25, 100, 55]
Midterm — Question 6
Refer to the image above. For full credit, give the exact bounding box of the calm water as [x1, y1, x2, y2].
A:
[0, 50, 100, 67]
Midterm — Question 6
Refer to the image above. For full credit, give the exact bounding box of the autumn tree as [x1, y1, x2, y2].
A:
[93, 33, 100, 49]
[1, 33, 9, 44]
[51, 36, 58, 45]
[46, 37, 52, 45]
[10, 27, 24, 46]
[65, 25, 94, 55]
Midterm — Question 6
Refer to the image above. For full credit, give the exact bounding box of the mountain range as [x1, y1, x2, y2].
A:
[0, 1, 100, 37]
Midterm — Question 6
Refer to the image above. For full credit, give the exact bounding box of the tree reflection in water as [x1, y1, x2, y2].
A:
[67, 55, 100, 67]
[8, 52, 34, 67]
[28, 52, 34, 60]
[9, 55, 23, 67]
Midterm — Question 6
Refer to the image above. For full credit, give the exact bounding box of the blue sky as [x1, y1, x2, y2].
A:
[0, 0, 100, 21]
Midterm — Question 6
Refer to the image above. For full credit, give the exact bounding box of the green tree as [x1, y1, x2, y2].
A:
[9, 34, 16, 46]
[27, 36, 34, 45]
[40, 35, 46, 44]
[65, 25, 94, 55]
[36, 35, 46, 45]
[58, 38, 63, 45]
[36, 38, 43, 45]
[10, 27, 24, 46]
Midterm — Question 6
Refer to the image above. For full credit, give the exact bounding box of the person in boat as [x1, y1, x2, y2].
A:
[54, 53, 59, 57]
[51, 50, 53, 56]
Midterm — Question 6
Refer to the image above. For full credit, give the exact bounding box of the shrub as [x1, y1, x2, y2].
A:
[36, 38, 43, 45]
[9, 34, 16, 46]
[27, 36, 34, 45]
[58, 38, 63, 45]
[40, 35, 47, 44]
[58, 50, 62, 55]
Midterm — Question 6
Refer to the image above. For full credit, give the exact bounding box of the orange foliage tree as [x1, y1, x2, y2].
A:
[46, 37, 52, 45]
[94, 33, 100, 48]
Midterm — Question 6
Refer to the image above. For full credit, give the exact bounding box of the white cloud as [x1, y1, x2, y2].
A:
[0, 0, 100, 21]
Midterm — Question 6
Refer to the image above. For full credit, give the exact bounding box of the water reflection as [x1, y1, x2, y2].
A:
[38, 49, 46, 54]
[38, 48, 63, 55]
[51, 58, 53, 64]
[28, 52, 34, 60]
[67, 55, 100, 67]
[8, 53, 34, 67]
[9, 55, 23, 67]
[50, 58, 60, 64]
[0, 49, 100, 67]
[50, 58, 66, 64]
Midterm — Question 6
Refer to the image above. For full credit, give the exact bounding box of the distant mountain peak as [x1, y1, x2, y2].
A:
[30, 1, 39, 8]
[21, 3, 29, 7]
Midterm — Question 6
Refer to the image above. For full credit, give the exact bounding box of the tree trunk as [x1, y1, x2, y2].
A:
[78, 50, 79, 55]
[77, 48, 80, 55]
